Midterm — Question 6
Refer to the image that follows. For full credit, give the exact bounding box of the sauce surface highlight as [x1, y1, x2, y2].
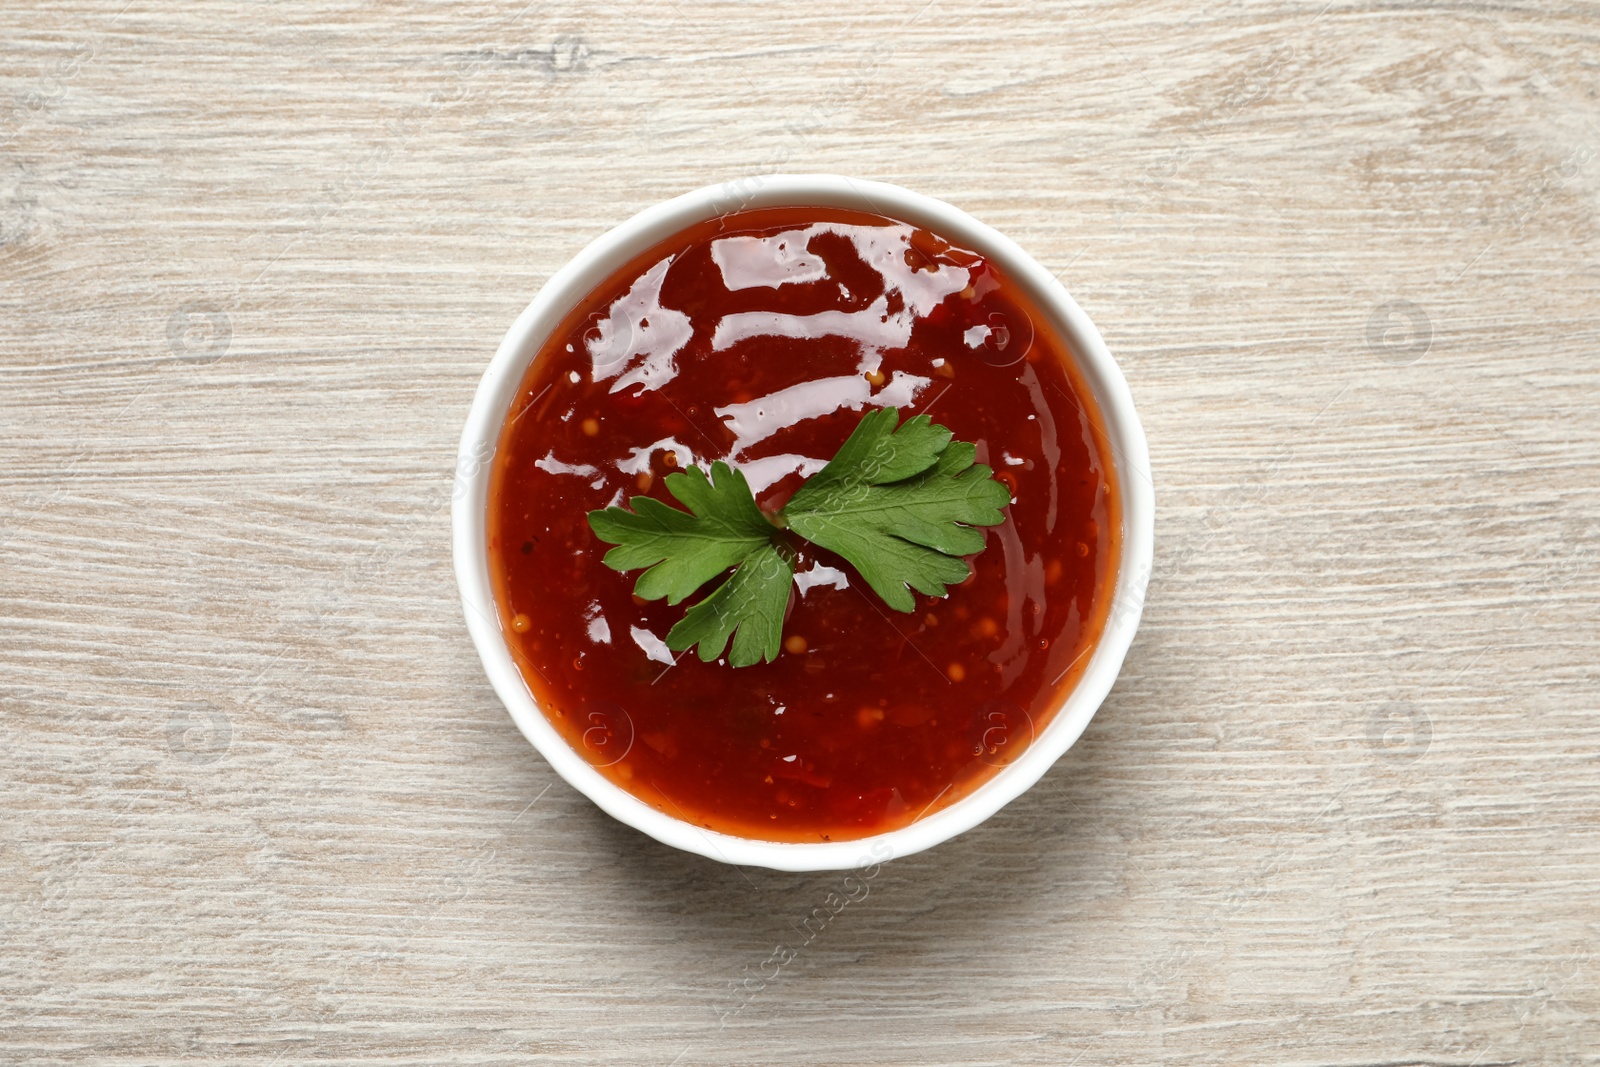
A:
[488, 206, 1119, 842]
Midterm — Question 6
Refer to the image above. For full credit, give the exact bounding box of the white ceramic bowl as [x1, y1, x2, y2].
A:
[453, 175, 1153, 872]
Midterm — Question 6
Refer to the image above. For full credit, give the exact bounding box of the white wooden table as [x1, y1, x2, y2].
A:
[3, 2, 1597, 1063]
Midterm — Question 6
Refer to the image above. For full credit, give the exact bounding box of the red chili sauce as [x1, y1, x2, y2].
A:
[488, 206, 1119, 843]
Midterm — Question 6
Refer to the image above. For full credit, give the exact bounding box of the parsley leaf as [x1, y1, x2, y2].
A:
[585, 406, 1012, 666]
[781, 407, 1012, 612]
[587, 461, 776, 605]
[665, 542, 793, 666]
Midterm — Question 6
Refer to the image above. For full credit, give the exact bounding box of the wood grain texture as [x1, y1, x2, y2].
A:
[3, 1, 1598, 1064]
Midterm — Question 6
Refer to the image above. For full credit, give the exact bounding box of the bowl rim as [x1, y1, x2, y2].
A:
[452, 174, 1154, 872]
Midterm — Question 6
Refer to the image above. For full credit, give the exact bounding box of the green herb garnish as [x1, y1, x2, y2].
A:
[782, 407, 1010, 612]
[587, 407, 1011, 667]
